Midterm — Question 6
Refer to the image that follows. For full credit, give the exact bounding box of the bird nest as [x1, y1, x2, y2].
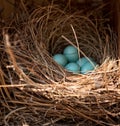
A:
[0, 1, 120, 126]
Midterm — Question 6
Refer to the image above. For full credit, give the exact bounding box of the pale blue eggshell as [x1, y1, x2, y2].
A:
[63, 45, 79, 62]
[80, 61, 97, 74]
[65, 53, 79, 62]
[65, 62, 80, 74]
[53, 54, 68, 67]
[76, 57, 94, 67]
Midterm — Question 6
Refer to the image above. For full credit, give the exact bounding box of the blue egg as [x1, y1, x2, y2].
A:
[65, 62, 80, 74]
[80, 61, 97, 74]
[53, 54, 68, 67]
[76, 57, 94, 67]
[63, 45, 79, 62]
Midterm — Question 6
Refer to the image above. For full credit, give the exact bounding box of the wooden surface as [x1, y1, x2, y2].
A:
[110, 0, 120, 58]
[0, 0, 15, 19]
[117, 1, 120, 58]
[115, 0, 120, 58]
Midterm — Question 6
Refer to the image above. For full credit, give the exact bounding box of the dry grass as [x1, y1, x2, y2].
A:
[0, 1, 120, 126]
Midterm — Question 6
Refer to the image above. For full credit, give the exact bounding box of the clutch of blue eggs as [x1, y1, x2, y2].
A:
[53, 45, 98, 74]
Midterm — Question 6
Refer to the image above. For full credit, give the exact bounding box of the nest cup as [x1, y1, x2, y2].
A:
[8, 5, 117, 84]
